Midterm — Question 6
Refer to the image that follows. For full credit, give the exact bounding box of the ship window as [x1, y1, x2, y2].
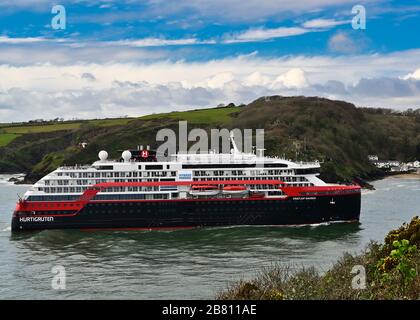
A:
[145, 165, 163, 170]
[295, 168, 320, 175]
[97, 165, 114, 170]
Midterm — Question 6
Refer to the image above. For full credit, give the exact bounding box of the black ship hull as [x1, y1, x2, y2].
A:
[11, 193, 361, 231]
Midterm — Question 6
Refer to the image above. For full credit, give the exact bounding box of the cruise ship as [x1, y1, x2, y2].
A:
[11, 135, 361, 231]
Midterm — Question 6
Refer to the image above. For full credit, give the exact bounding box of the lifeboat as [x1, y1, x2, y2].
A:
[222, 185, 248, 195]
[188, 185, 220, 196]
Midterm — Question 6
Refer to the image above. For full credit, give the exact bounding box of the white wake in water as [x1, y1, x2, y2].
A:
[309, 222, 332, 228]
[362, 189, 376, 195]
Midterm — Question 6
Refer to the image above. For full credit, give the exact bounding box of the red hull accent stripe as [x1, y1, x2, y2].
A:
[14, 179, 360, 215]
[95, 179, 286, 188]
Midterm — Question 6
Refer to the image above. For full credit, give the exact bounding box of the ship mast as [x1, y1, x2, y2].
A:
[230, 132, 240, 154]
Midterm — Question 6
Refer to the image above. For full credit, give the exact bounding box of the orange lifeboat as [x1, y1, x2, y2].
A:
[188, 185, 220, 196]
[222, 185, 248, 195]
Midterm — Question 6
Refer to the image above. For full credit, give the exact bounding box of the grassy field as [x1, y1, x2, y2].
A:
[0, 107, 239, 147]
[0, 107, 237, 135]
[2, 122, 82, 134]
[87, 118, 134, 127]
[139, 106, 240, 123]
[0, 133, 21, 146]
[1, 117, 135, 135]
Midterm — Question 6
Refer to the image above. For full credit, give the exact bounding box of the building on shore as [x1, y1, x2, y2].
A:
[368, 156, 419, 173]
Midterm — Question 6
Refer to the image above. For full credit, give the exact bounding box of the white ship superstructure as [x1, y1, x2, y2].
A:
[22, 137, 325, 202]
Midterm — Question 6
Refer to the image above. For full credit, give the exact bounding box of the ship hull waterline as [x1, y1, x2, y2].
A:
[11, 193, 361, 232]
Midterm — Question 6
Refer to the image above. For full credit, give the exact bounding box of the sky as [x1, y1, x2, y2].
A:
[0, 0, 419, 122]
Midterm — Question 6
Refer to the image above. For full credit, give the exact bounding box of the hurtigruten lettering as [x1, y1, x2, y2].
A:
[19, 216, 54, 222]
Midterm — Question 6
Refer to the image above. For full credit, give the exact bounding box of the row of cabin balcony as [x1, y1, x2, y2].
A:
[39, 186, 163, 194]
[43, 178, 167, 186]
[38, 184, 300, 194]
[36, 179, 313, 194]
[54, 171, 177, 179]
[192, 169, 296, 177]
[42, 174, 309, 187]
[192, 176, 309, 183]
[51, 169, 300, 181]
[53, 167, 311, 179]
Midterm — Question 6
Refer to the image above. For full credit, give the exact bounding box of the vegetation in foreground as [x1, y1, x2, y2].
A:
[217, 216, 420, 300]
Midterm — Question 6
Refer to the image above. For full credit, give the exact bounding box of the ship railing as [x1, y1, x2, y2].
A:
[295, 161, 321, 166]
[58, 165, 92, 170]
[172, 153, 257, 163]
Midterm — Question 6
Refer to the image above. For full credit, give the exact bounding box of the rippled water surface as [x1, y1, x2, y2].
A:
[0, 174, 419, 299]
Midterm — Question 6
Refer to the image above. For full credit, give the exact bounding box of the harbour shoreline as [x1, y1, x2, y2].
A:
[386, 172, 420, 180]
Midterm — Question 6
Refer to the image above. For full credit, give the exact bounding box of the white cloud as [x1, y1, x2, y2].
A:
[0, 44, 168, 65]
[81, 72, 96, 81]
[3, 71, 419, 123]
[144, 0, 365, 23]
[0, 36, 44, 44]
[223, 17, 349, 43]
[1, 50, 419, 91]
[272, 68, 308, 89]
[0, 35, 216, 49]
[328, 30, 362, 53]
[205, 72, 235, 89]
[243, 72, 271, 87]
[351, 77, 420, 97]
[111, 38, 216, 47]
[0, 22, 335, 52]
[1, 49, 420, 122]
[302, 18, 348, 28]
[224, 27, 312, 43]
[12, 0, 367, 25]
[403, 68, 420, 80]
[0, 36, 69, 44]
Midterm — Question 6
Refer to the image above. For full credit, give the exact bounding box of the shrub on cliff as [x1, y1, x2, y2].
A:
[217, 217, 419, 300]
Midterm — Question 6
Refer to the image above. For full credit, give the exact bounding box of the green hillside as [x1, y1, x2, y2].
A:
[0, 133, 21, 147]
[0, 96, 419, 183]
[139, 106, 240, 123]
